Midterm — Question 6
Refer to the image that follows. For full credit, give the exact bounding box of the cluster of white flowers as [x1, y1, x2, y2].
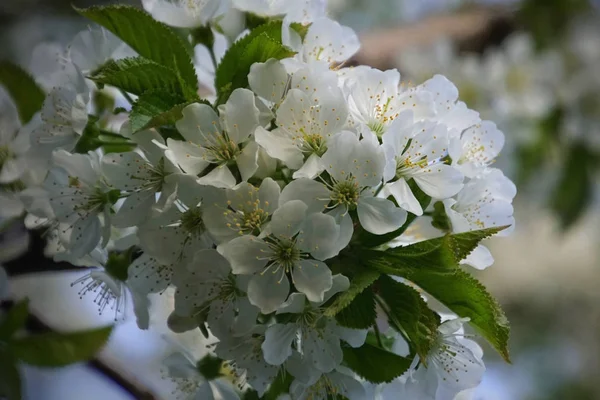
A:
[0, 0, 516, 399]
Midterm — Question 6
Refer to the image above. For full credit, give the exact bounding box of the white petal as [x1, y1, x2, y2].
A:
[278, 178, 329, 213]
[196, 165, 237, 188]
[236, 140, 259, 182]
[296, 212, 340, 260]
[292, 153, 325, 180]
[334, 326, 367, 348]
[247, 270, 290, 314]
[357, 196, 407, 235]
[130, 289, 150, 330]
[292, 260, 333, 303]
[175, 103, 222, 145]
[127, 253, 172, 294]
[220, 88, 260, 144]
[276, 292, 307, 314]
[269, 200, 307, 238]
[413, 164, 464, 199]
[302, 325, 342, 372]
[321, 274, 350, 304]
[166, 138, 209, 175]
[258, 177, 281, 214]
[220, 235, 270, 275]
[163, 352, 199, 379]
[248, 58, 289, 104]
[385, 178, 423, 216]
[327, 207, 353, 253]
[255, 126, 304, 169]
[212, 379, 240, 400]
[68, 216, 102, 259]
[461, 245, 494, 270]
[113, 191, 155, 228]
[194, 382, 216, 400]
[262, 323, 298, 365]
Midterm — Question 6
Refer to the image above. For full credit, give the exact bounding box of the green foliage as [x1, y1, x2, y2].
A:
[519, 0, 591, 49]
[215, 21, 295, 105]
[335, 289, 376, 329]
[196, 354, 223, 380]
[263, 369, 293, 400]
[89, 57, 195, 98]
[376, 276, 440, 360]
[130, 90, 195, 132]
[324, 269, 380, 317]
[75, 5, 196, 86]
[75, 116, 136, 154]
[430, 201, 451, 232]
[409, 269, 510, 362]
[550, 143, 595, 230]
[9, 325, 114, 367]
[342, 343, 412, 383]
[290, 22, 310, 41]
[0, 352, 21, 400]
[0, 299, 29, 340]
[362, 226, 508, 277]
[0, 61, 45, 124]
[358, 180, 431, 248]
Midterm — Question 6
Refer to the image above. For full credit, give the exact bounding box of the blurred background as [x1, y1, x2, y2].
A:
[1, 0, 600, 399]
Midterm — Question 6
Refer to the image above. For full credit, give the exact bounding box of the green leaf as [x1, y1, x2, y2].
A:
[196, 354, 223, 380]
[362, 226, 508, 276]
[358, 180, 431, 248]
[89, 57, 194, 97]
[0, 352, 21, 400]
[290, 22, 310, 41]
[0, 61, 45, 124]
[376, 276, 439, 360]
[263, 368, 293, 400]
[130, 90, 195, 132]
[342, 343, 412, 383]
[0, 299, 29, 340]
[75, 5, 197, 86]
[324, 269, 380, 317]
[410, 269, 510, 362]
[550, 143, 594, 230]
[335, 288, 376, 329]
[215, 21, 295, 105]
[9, 325, 113, 367]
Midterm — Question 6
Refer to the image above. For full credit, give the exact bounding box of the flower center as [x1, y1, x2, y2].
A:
[224, 198, 271, 236]
[274, 239, 301, 270]
[305, 375, 341, 399]
[330, 178, 360, 209]
[205, 133, 241, 165]
[132, 157, 169, 192]
[180, 206, 206, 236]
[367, 120, 386, 137]
[301, 132, 327, 156]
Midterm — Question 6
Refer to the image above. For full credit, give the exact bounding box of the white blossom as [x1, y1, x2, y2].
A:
[170, 88, 260, 188]
[221, 200, 341, 313]
[161, 352, 240, 400]
[141, 0, 226, 28]
[137, 174, 225, 266]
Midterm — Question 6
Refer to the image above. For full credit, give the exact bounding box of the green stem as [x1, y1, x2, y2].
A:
[119, 89, 135, 105]
[97, 130, 130, 140]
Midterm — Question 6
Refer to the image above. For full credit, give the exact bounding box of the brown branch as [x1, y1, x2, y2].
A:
[352, 6, 516, 70]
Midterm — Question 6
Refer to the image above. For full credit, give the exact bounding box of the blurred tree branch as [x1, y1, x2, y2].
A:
[351, 5, 516, 70]
[0, 300, 157, 400]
